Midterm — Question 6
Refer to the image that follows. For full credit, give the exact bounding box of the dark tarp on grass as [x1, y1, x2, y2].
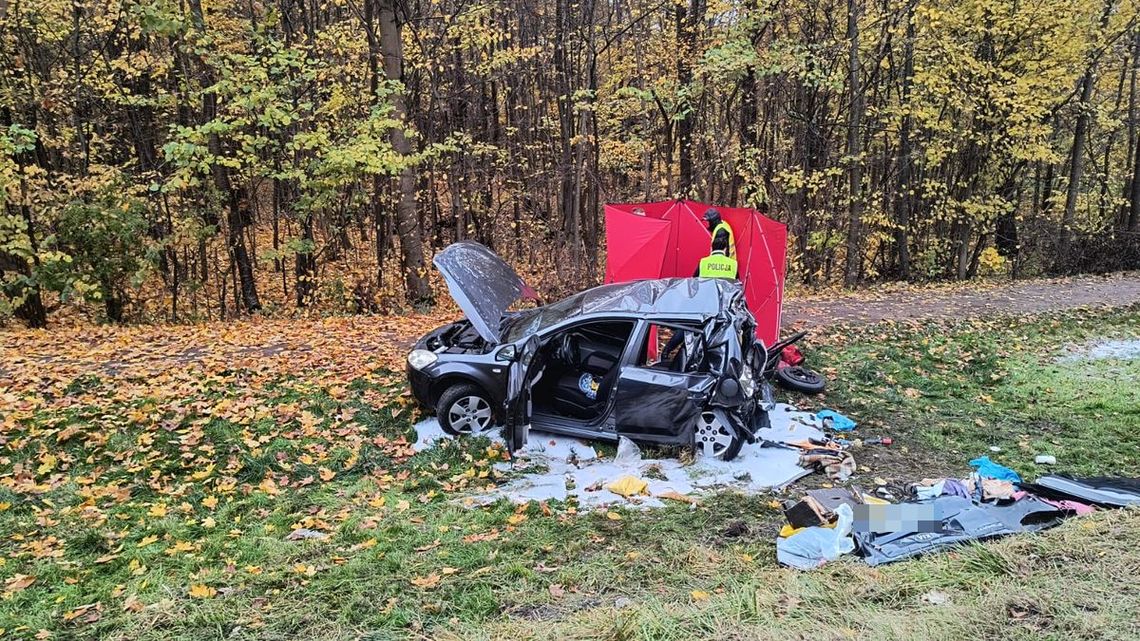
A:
[853, 495, 1067, 566]
[1018, 475, 1140, 508]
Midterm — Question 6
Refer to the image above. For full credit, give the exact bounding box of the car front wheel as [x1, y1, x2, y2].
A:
[695, 410, 743, 461]
[437, 384, 496, 436]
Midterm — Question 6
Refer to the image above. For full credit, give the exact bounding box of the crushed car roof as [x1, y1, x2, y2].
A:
[535, 278, 745, 319]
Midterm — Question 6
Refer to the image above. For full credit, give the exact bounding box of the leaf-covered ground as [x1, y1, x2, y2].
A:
[1, 304, 1138, 640]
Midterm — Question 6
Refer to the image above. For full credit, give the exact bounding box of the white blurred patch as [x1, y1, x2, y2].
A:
[1058, 338, 1140, 362]
[412, 402, 822, 510]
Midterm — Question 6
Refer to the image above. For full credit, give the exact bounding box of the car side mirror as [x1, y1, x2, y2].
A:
[496, 345, 517, 362]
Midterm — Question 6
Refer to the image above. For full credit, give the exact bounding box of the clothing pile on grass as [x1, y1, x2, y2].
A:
[776, 455, 1140, 570]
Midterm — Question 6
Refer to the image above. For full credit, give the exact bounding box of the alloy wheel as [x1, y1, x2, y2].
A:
[447, 395, 492, 434]
[695, 411, 734, 459]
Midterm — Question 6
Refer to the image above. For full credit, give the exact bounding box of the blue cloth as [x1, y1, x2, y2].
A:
[816, 409, 857, 432]
[578, 373, 599, 400]
[969, 456, 1022, 483]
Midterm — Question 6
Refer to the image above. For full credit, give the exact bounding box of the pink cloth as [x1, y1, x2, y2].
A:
[1012, 491, 1095, 516]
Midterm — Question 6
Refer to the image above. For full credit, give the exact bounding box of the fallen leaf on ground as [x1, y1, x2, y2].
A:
[189, 584, 216, 599]
[122, 595, 144, 612]
[4, 574, 35, 593]
[410, 573, 441, 589]
[657, 490, 697, 504]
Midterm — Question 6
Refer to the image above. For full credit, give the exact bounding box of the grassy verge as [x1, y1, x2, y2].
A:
[1, 306, 1137, 640]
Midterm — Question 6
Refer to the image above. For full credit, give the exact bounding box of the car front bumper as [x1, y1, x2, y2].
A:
[406, 363, 434, 409]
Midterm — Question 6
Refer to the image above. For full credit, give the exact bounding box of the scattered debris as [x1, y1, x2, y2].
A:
[855, 494, 1065, 566]
[776, 504, 855, 570]
[784, 488, 866, 529]
[285, 528, 328, 542]
[774, 464, 1135, 570]
[968, 456, 1022, 482]
[1019, 475, 1140, 508]
[816, 409, 857, 432]
[921, 590, 952, 606]
[1034, 455, 1057, 465]
[911, 478, 969, 500]
[415, 403, 824, 509]
[606, 476, 649, 498]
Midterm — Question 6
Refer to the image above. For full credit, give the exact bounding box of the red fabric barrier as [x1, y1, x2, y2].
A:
[604, 200, 787, 346]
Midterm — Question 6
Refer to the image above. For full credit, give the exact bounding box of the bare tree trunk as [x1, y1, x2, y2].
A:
[1130, 126, 1140, 231]
[843, 0, 864, 288]
[1059, 0, 1114, 266]
[893, 0, 915, 280]
[378, 0, 432, 304]
[675, 0, 703, 196]
[189, 0, 259, 313]
[1128, 31, 1140, 231]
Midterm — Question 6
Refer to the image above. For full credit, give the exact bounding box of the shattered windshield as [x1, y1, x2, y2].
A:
[502, 294, 585, 343]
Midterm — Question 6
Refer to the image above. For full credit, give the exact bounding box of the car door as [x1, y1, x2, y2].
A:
[610, 320, 716, 444]
[502, 335, 541, 453]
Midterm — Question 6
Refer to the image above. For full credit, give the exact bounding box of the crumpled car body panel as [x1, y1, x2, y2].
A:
[433, 241, 537, 343]
[611, 368, 714, 443]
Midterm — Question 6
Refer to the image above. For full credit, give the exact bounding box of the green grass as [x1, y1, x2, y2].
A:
[811, 305, 1140, 479]
[1, 306, 1138, 640]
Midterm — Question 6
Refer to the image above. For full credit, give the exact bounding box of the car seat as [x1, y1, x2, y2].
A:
[552, 352, 619, 419]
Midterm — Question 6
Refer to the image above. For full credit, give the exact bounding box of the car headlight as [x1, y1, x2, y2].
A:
[739, 365, 756, 398]
[407, 349, 438, 370]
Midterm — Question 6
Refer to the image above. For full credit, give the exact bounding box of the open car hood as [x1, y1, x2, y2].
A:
[433, 241, 537, 344]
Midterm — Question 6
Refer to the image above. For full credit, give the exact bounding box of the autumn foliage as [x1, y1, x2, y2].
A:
[1, 0, 1139, 329]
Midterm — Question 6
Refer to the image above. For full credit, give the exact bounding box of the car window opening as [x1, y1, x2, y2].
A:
[640, 322, 706, 373]
[530, 320, 636, 422]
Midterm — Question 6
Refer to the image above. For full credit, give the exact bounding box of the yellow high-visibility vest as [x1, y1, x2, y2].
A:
[712, 220, 736, 257]
[699, 252, 738, 279]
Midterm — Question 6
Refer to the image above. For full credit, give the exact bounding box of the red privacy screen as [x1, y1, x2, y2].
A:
[604, 200, 787, 346]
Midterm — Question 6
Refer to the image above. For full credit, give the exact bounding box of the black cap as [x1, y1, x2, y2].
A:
[703, 208, 720, 221]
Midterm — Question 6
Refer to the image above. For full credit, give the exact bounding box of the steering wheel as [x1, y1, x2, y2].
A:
[558, 332, 582, 367]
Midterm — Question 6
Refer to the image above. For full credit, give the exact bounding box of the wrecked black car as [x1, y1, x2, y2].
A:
[406, 241, 773, 460]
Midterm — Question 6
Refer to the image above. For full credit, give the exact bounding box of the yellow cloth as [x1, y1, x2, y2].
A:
[606, 475, 649, 497]
[778, 520, 838, 539]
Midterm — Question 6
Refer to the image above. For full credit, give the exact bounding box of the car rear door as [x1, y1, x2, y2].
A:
[503, 336, 541, 453]
[610, 321, 715, 444]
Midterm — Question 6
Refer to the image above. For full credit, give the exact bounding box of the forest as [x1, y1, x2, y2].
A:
[1, 0, 1139, 326]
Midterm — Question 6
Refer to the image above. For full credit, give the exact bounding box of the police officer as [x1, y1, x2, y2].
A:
[665, 236, 738, 365]
[697, 236, 738, 279]
[703, 207, 735, 258]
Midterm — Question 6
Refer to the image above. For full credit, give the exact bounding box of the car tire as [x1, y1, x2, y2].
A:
[774, 366, 827, 394]
[437, 384, 496, 436]
[695, 410, 744, 461]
